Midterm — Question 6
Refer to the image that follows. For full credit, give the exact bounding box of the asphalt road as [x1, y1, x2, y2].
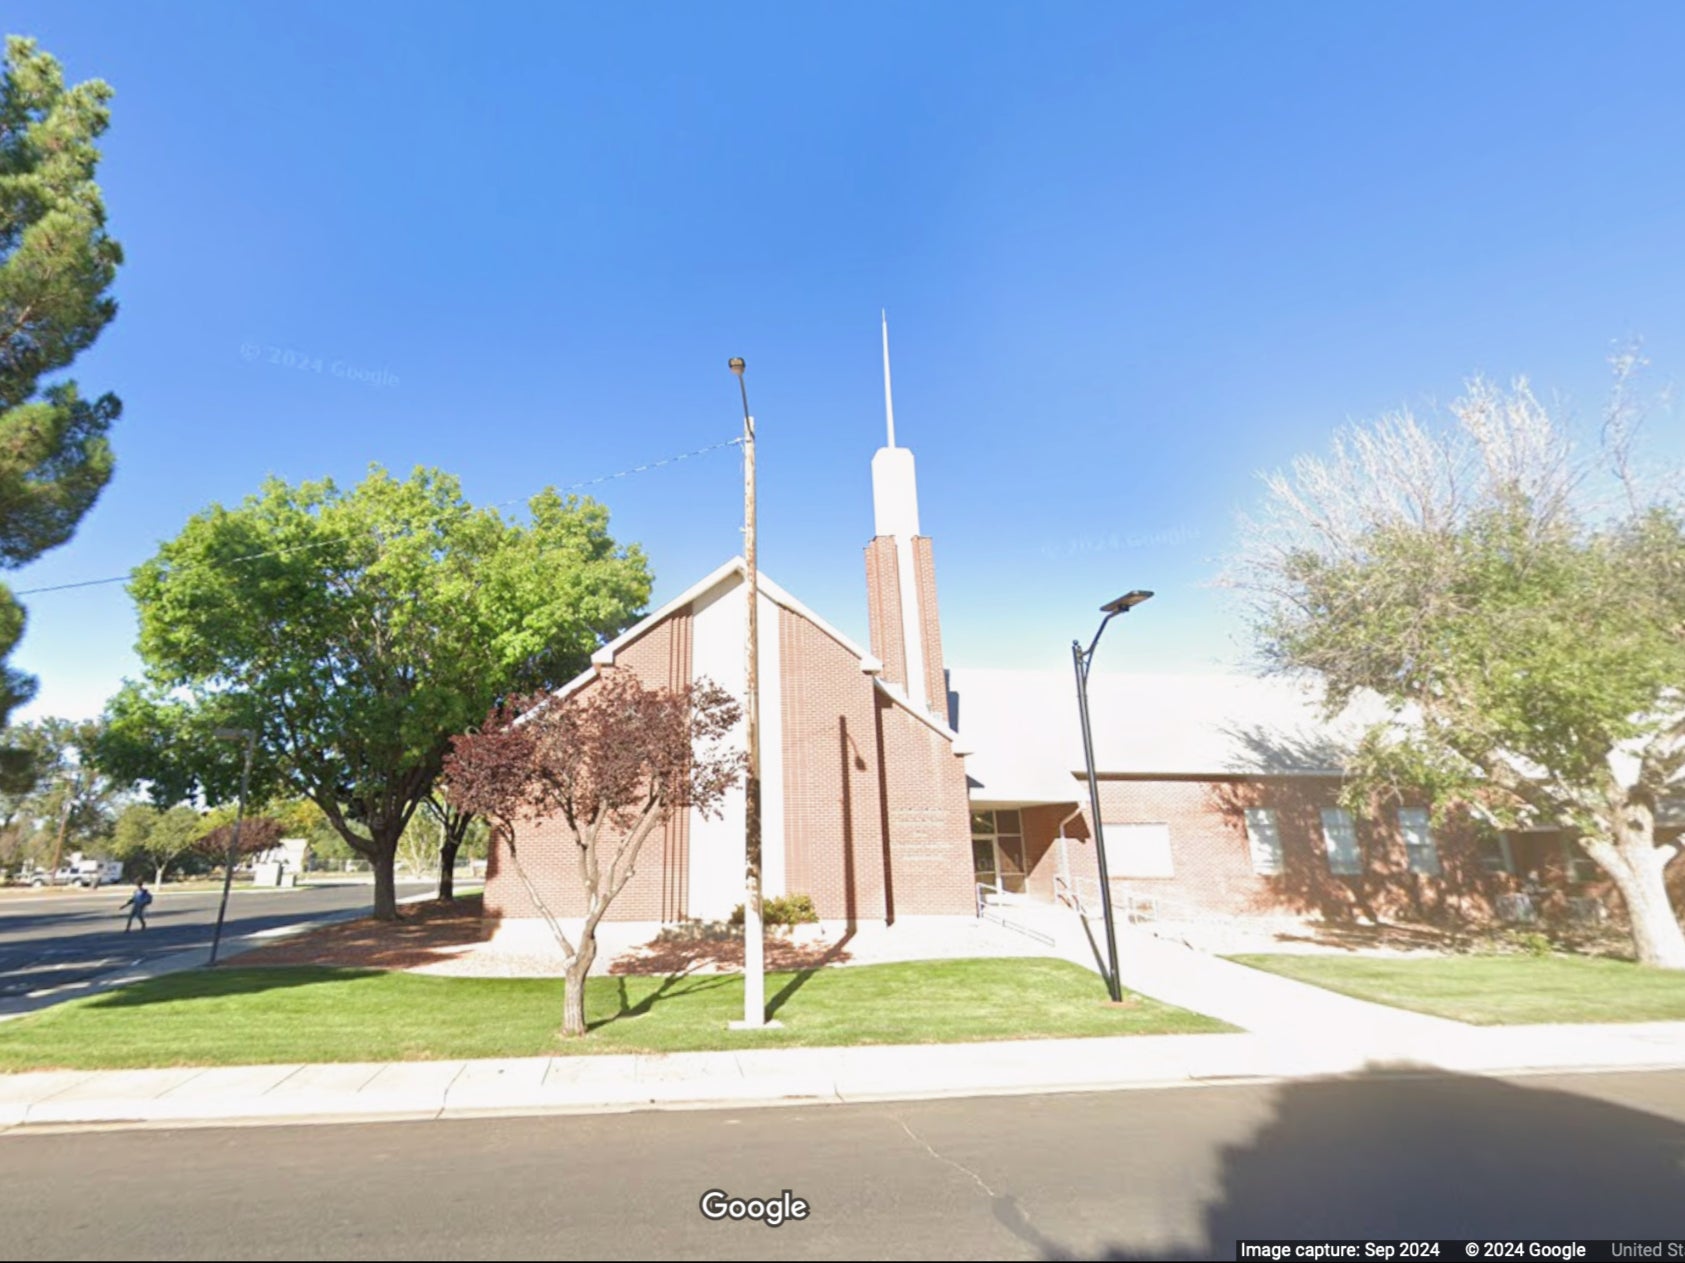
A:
[0, 880, 433, 1012]
[5, 1068, 1685, 1259]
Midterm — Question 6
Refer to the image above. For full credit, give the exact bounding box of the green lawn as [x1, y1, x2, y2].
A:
[0, 958, 1231, 1071]
[1228, 953, 1685, 1025]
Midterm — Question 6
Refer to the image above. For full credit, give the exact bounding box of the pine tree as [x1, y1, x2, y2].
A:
[0, 35, 123, 721]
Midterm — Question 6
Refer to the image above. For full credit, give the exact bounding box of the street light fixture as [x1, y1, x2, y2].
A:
[207, 726, 256, 967]
[1072, 590, 1154, 1002]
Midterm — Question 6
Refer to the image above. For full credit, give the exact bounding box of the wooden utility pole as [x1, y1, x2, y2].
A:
[729, 357, 767, 1029]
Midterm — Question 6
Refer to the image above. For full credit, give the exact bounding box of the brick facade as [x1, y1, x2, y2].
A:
[484, 567, 974, 927]
[910, 536, 947, 716]
[773, 601, 972, 922]
[1007, 773, 1634, 925]
[996, 773, 1685, 929]
[484, 612, 695, 925]
[863, 536, 906, 692]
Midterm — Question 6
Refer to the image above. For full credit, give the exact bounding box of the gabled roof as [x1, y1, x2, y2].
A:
[551, 556, 965, 753]
[548, 556, 884, 704]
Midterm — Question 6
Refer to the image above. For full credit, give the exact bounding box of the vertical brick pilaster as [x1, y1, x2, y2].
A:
[864, 537, 906, 690]
[911, 536, 946, 716]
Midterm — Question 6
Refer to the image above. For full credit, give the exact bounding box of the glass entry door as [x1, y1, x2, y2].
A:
[971, 809, 1027, 895]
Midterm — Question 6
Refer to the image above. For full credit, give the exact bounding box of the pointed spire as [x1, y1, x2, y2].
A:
[881, 309, 897, 448]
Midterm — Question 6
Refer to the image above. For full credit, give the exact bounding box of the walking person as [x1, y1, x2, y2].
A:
[120, 880, 153, 932]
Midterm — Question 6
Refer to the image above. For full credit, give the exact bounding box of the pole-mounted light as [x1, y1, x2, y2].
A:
[1072, 590, 1154, 1002]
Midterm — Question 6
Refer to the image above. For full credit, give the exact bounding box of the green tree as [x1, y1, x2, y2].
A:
[0, 719, 49, 872]
[20, 716, 118, 873]
[1231, 369, 1685, 967]
[101, 466, 651, 919]
[110, 801, 204, 885]
[0, 37, 124, 722]
[409, 787, 486, 901]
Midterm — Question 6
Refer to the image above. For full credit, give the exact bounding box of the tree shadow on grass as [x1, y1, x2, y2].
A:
[1075, 1065, 1685, 1259]
[77, 965, 387, 1009]
[766, 928, 856, 1019]
[592, 970, 738, 1032]
[588, 928, 860, 1032]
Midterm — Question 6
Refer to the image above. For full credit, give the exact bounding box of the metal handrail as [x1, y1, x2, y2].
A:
[974, 881, 1056, 946]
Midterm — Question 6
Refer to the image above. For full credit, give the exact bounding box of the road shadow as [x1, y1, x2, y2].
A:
[0, 906, 153, 936]
[1079, 1066, 1685, 1258]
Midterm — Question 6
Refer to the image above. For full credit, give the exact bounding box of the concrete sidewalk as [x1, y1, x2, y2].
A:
[6, 1018, 1685, 1131]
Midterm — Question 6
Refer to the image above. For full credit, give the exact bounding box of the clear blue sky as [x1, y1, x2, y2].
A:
[8, 1, 1685, 720]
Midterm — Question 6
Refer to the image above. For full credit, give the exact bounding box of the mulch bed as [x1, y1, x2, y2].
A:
[233, 898, 854, 976]
[236, 897, 494, 971]
[607, 931, 852, 976]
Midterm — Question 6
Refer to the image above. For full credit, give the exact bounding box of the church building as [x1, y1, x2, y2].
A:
[483, 322, 1666, 936]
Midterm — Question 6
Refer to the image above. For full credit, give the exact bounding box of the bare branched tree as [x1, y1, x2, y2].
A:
[443, 671, 744, 1036]
[1228, 364, 1685, 966]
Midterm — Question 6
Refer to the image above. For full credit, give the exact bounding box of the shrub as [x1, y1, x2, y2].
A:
[728, 893, 820, 928]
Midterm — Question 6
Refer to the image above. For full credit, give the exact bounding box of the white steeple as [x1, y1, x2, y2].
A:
[869, 311, 929, 711]
[871, 313, 920, 538]
[882, 309, 897, 449]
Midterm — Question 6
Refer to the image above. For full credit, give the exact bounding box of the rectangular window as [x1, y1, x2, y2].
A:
[1476, 833, 1512, 874]
[1105, 822, 1174, 878]
[1398, 807, 1441, 875]
[1566, 840, 1599, 885]
[1244, 808, 1284, 875]
[1321, 808, 1362, 875]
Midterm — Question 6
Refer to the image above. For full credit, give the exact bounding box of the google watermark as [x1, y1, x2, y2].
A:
[698, 1188, 809, 1226]
[239, 341, 399, 390]
[1040, 524, 1202, 560]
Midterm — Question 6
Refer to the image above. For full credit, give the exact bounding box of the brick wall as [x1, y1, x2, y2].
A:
[863, 537, 906, 691]
[911, 536, 946, 715]
[776, 607, 969, 921]
[484, 613, 694, 924]
[875, 693, 975, 916]
[1009, 775, 1509, 923]
[778, 605, 886, 921]
[1019, 803, 1089, 902]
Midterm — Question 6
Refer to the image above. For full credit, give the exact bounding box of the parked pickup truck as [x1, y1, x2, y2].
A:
[29, 859, 124, 888]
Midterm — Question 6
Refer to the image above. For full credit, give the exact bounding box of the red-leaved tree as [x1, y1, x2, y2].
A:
[443, 671, 743, 1036]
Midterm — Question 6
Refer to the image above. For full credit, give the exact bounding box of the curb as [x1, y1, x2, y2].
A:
[5, 1034, 1684, 1133]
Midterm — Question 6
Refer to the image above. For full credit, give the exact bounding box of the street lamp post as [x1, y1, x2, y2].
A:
[1072, 590, 1154, 1002]
[728, 356, 769, 1030]
[207, 727, 256, 967]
